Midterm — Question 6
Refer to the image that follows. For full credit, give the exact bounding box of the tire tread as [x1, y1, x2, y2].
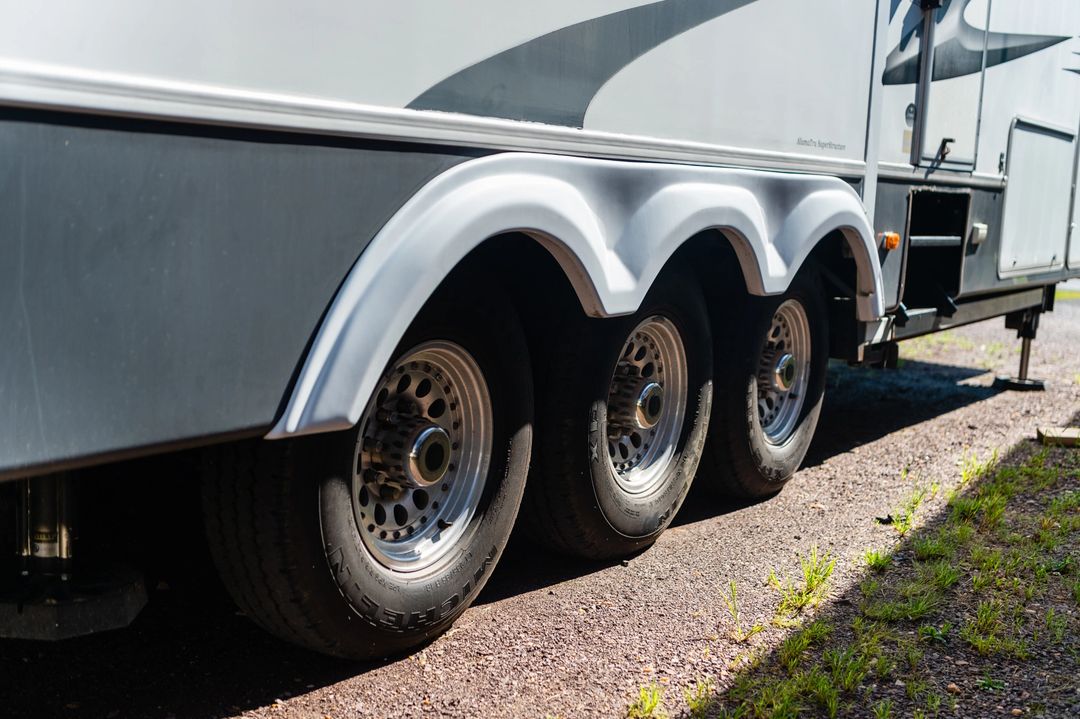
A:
[202, 439, 338, 653]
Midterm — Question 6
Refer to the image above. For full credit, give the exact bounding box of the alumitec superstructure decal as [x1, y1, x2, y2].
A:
[409, 0, 758, 127]
[883, 0, 1070, 85]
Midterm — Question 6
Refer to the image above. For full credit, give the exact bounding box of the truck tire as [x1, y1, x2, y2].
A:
[523, 269, 712, 559]
[202, 284, 532, 660]
[705, 268, 828, 498]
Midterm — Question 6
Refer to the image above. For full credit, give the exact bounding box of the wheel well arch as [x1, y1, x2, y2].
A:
[524, 224, 768, 318]
[268, 153, 883, 439]
[465, 229, 755, 345]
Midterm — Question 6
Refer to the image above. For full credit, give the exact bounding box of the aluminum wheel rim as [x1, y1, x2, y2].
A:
[757, 299, 811, 445]
[352, 341, 492, 574]
[604, 315, 688, 496]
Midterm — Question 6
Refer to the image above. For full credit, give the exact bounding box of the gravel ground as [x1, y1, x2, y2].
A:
[3, 298, 1079, 719]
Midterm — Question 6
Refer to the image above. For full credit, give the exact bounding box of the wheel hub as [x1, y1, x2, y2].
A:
[352, 342, 492, 573]
[756, 300, 811, 445]
[604, 316, 688, 495]
[406, 424, 452, 487]
[366, 415, 452, 489]
[772, 353, 797, 393]
[610, 379, 665, 430]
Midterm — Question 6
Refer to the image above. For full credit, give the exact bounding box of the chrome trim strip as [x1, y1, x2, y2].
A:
[0, 58, 867, 177]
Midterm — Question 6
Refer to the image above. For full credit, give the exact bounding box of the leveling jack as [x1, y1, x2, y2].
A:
[993, 308, 1046, 392]
[1, 474, 146, 640]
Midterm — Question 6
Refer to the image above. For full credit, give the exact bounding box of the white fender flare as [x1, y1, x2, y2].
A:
[268, 152, 883, 438]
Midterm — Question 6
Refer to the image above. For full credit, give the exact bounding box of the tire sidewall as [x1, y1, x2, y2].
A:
[586, 279, 712, 540]
[740, 277, 828, 487]
[314, 294, 531, 653]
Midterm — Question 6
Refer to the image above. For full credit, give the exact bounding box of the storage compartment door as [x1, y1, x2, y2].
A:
[918, 0, 989, 169]
[999, 119, 1075, 277]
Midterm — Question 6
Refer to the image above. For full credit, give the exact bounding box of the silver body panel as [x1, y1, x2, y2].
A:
[1, 0, 1078, 470]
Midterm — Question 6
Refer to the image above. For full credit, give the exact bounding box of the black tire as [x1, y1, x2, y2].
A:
[202, 283, 532, 660]
[523, 268, 712, 559]
[705, 267, 828, 498]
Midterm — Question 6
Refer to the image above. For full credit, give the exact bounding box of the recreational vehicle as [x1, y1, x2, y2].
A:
[1, 0, 1078, 658]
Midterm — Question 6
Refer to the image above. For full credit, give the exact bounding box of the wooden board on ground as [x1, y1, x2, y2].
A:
[1037, 427, 1080, 447]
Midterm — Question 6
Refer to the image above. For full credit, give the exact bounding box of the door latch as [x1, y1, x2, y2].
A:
[936, 137, 955, 162]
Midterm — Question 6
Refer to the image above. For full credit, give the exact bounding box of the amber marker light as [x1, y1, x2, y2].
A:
[879, 231, 901, 251]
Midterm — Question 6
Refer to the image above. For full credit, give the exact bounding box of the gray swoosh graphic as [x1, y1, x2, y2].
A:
[408, 0, 757, 127]
[883, 0, 1068, 85]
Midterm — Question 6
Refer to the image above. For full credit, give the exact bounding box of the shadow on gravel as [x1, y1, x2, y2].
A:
[488, 356, 1000, 596]
[0, 585, 368, 718]
[700, 409, 1080, 719]
[673, 357, 999, 531]
[804, 359, 1001, 469]
[0, 455, 374, 719]
[0, 359, 1009, 719]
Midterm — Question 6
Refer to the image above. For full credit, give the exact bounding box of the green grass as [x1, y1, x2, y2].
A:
[917, 559, 961, 591]
[722, 580, 764, 643]
[976, 674, 1006, 691]
[912, 533, 952, 561]
[823, 645, 870, 692]
[889, 487, 928, 537]
[971, 546, 1002, 573]
[706, 445, 1080, 719]
[778, 619, 832, 673]
[970, 599, 1003, 635]
[626, 683, 666, 719]
[971, 570, 993, 593]
[769, 546, 836, 622]
[949, 523, 975, 545]
[872, 698, 893, 719]
[800, 667, 840, 717]
[682, 677, 715, 719]
[862, 593, 940, 622]
[960, 450, 998, 485]
[1045, 608, 1067, 644]
[904, 675, 927, 700]
[917, 622, 951, 644]
[959, 595, 1030, 658]
[864, 548, 892, 572]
